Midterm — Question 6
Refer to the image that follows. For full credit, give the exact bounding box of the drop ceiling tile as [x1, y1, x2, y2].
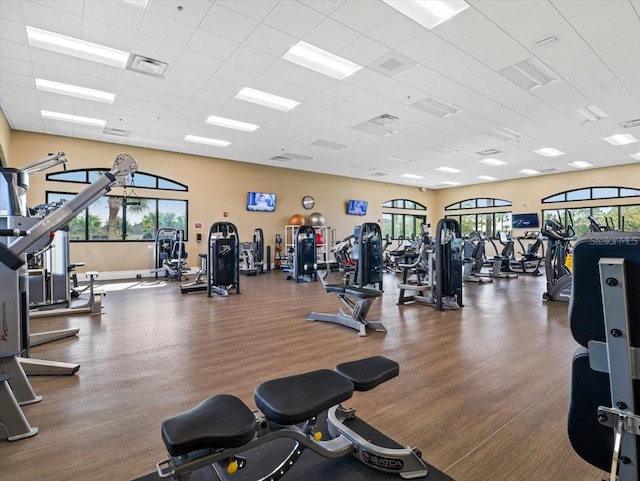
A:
[396, 31, 453, 64]
[366, 13, 425, 50]
[81, 18, 137, 52]
[263, 1, 324, 38]
[31, 0, 83, 16]
[148, 0, 213, 27]
[458, 26, 515, 59]
[477, 42, 531, 71]
[279, 83, 317, 103]
[300, 0, 345, 16]
[175, 50, 223, 76]
[22, 1, 82, 37]
[203, 76, 244, 98]
[227, 45, 277, 74]
[1, 84, 38, 102]
[0, 55, 32, 76]
[551, 0, 614, 19]
[187, 29, 240, 62]
[304, 17, 361, 53]
[164, 66, 211, 90]
[571, 0, 637, 37]
[474, 0, 539, 24]
[331, 1, 393, 34]
[338, 35, 391, 66]
[0, 1, 24, 23]
[216, 0, 278, 22]
[214, 62, 260, 85]
[139, 11, 196, 48]
[1, 38, 30, 61]
[244, 23, 297, 57]
[84, 0, 145, 33]
[43, 120, 74, 136]
[432, 7, 494, 45]
[445, 58, 494, 83]
[200, 4, 259, 44]
[426, 47, 477, 74]
[500, 2, 566, 43]
[0, 69, 32, 88]
[322, 81, 363, 101]
[1, 18, 27, 44]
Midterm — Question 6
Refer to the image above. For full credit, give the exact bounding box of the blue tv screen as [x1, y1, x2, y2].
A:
[246, 192, 276, 212]
[512, 213, 540, 229]
[347, 199, 367, 216]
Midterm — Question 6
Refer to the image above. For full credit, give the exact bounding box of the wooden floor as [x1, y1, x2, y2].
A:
[1, 269, 605, 481]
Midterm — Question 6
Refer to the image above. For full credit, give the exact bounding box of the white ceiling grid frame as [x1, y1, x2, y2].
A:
[84, 1, 146, 33]
[21, 1, 82, 38]
[366, 12, 427, 50]
[80, 18, 137, 53]
[263, 1, 325, 38]
[216, 0, 279, 23]
[330, 1, 394, 34]
[303, 17, 361, 53]
[138, 11, 197, 48]
[187, 29, 240, 62]
[199, 4, 260, 44]
[148, 0, 213, 27]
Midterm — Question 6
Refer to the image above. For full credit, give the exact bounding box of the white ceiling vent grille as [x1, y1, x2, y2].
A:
[487, 127, 522, 140]
[127, 54, 169, 78]
[540, 168, 558, 173]
[311, 139, 349, 150]
[620, 119, 640, 128]
[352, 114, 398, 137]
[412, 97, 461, 117]
[103, 127, 131, 137]
[369, 52, 416, 76]
[270, 152, 313, 162]
[477, 148, 501, 156]
[370, 172, 387, 177]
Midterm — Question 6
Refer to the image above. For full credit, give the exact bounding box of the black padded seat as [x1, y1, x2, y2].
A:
[255, 369, 353, 425]
[336, 356, 399, 391]
[324, 284, 346, 294]
[343, 286, 382, 298]
[161, 394, 256, 457]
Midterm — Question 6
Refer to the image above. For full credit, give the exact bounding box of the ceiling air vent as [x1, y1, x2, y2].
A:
[352, 114, 398, 137]
[369, 52, 416, 76]
[270, 153, 314, 162]
[103, 127, 131, 137]
[477, 148, 501, 156]
[311, 139, 349, 150]
[127, 54, 169, 78]
[620, 119, 640, 128]
[540, 168, 558, 173]
[412, 97, 461, 117]
[370, 114, 399, 126]
[370, 172, 387, 177]
[270, 155, 290, 162]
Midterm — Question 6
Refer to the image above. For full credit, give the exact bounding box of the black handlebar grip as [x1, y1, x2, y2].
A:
[0, 229, 29, 236]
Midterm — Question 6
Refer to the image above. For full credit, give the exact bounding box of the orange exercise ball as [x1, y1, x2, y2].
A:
[288, 214, 305, 225]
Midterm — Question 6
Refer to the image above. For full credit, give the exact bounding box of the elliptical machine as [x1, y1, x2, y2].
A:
[541, 212, 574, 302]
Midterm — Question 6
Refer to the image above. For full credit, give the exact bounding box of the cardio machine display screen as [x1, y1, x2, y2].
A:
[347, 199, 367, 216]
[247, 192, 276, 212]
[512, 213, 540, 229]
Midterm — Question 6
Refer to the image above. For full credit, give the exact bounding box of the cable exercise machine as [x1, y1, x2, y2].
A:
[286, 225, 317, 283]
[352, 222, 384, 290]
[180, 222, 240, 297]
[239, 228, 265, 276]
[0, 152, 138, 376]
[153, 228, 187, 280]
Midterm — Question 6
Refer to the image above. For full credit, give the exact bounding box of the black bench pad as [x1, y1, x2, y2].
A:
[255, 369, 353, 425]
[161, 394, 256, 457]
[336, 356, 399, 391]
[343, 286, 382, 298]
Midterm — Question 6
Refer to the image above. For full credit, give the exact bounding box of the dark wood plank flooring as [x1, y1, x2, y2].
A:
[0, 270, 604, 481]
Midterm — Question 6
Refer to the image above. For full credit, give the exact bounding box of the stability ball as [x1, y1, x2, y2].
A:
[308, 212, 325, 226]
[288, 214, 305, 225]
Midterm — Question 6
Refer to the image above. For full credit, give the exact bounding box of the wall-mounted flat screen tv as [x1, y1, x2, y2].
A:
[347, 199, 368, 216]
[246, 192, 276, 212]
[511, 213, 540, 229]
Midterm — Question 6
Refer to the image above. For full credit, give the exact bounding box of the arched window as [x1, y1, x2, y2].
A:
[47, 169, 188, 192]
[444, 198, 511, 211]
[381, 198, 427, 240]
[541, 186, 640, 203]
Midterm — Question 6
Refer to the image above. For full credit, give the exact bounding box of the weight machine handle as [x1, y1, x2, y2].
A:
[0, 229, 29, 237]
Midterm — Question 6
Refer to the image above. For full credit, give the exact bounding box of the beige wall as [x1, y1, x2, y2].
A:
[8, 131, 434, 272]
[0, 108, 11, 166]
[5, 128, 637, 274]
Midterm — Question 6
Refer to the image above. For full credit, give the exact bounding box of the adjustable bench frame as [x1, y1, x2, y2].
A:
[156, 357, 427, 481]
[306, 284, 386, 336]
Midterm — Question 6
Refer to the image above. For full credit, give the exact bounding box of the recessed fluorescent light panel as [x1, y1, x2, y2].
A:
[436, 166, 461, 173]
[568, 161, 593, 169]
[311, 139, 349, 150]
[631, 152, 640, 161]
[184, 135, 230, 147]
[534, 147, 565, 157]
[477, 175, 497, 181]
[205, 115, 259, 132]
[519, 169, 540, 175]
[383, 0, 470, 29]
[26, 26, 129, 68]
[120, 0, 149, 8]
[235, 87, 299, 112]
[402, 173, 423, 179]
[412, 97, 461, 117]
[499, 57, 558, 90]
[440, 180, 461, 186]
[282, 41, 362, 80]
[41, 110, 106, 127]
[35, 79, 115, 104]
[603, 134, 638, 146]
[479, 158, 506, 166]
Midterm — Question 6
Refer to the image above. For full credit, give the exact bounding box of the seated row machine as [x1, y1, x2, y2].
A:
[568, 232, 640, 480]
[156, 357, 434, 480]
[286, 225, 317, 282]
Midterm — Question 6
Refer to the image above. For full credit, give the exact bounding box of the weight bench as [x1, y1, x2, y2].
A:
[307, 283, 386, 336]
[568, 232, 640, 480]
[157, 356, 430, 480]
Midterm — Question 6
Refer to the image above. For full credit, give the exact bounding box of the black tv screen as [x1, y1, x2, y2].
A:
[246, 192, 276, 212]
[512, 213, 540, 229]
[347, 199, 367, 216]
